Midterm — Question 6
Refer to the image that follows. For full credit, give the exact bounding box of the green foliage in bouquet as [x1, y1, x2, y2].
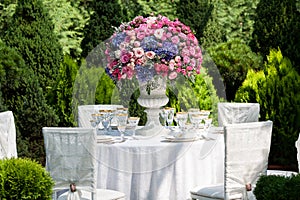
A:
[0, 41, 59, 164]
[254, 174, 300, 200]
[0, 158, 54, 199]
[208, 39, 263, 101]
[235, 48, 300, 167]
[250, 0, 300, 73]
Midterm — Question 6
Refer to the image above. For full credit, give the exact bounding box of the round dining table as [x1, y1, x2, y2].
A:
[96, 127, 224, 200]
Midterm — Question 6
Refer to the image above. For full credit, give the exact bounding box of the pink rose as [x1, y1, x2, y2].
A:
[134, 41, 140, 47]
[186, 66, 193, 71]
[120, 53, 130, 63]
[133, 47, 144, 58]
[137, 32, 146, 40]
[145, 51, 155, 59]
[168, 71, 177, 80]
[175, 56, 181, 62]
[171, 36, 180, 44]
[183, 56, 190, 64]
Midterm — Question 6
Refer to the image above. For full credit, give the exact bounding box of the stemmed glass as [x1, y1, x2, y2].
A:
[188, 108, 200, 129]
[127, 117, 140, 138]
[176, 112, 188, 134]
[116, 113, 128, 140]
[99, 110, 113, 133]
[164, 107, 175, 127]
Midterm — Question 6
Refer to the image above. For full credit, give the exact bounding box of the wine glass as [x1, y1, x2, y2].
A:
[165, 107, 175, 127]
[99, 110, 113, 133]
[127, 117, 140, 138]
[176, 112, 188, 134]
[188, 108, 200, 129]
[117, 113, 128, 140]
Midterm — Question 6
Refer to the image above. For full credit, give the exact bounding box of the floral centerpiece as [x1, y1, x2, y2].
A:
[105, 15, 203, 95]
[104, 15, 203, 136]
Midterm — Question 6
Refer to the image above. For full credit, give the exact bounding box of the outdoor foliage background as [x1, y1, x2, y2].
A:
[0, 0, 299, 170]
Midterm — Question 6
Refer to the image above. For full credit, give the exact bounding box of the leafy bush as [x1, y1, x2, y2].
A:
[250, 0, 300, 73]
[254, 174, 300, 200]
[80, 0, 127, 58]
[1, 0, 63, 96]
[0, 158, 54, 199]
[0, 40, 59, 164]
[235, 48, 300, 167]
[208, 39, 263, 101]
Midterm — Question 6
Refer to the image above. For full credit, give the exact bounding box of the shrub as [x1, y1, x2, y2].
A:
[0, 40, 59, 164]
[254, 174, 300, 200]
[208, 39, 263, 101]
[80, 0, 127, 58]
[235, 48, 300, 168]
[0, 158, 54, 199]
[1, 0, 63, 96]
[250, 0, 300, 73]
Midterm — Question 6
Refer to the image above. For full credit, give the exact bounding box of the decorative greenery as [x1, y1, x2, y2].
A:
[208, 39, 263, 101]
[250, 0, 300, 73]
[235, 48, 300, 167]
[0, 158, 54, 199]
[254, 174, 300, 200]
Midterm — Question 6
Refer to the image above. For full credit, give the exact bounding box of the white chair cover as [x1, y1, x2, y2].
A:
[296, 134, 300, 173]
[0, 111, 17, 159]
[218, 103, 260, 127]
[78, 104, 123, 128]
[191, 121, 273, 200]
[43, 127, 125, 200]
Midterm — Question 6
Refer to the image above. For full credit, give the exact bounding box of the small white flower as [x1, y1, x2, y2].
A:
[154, 29, 164, 39]
[114, 50, 121, 58]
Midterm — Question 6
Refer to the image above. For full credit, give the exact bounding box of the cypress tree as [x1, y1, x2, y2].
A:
[1, 0, 63, 96]
[250, 0, 300, 73]
[80, 0, 127, 59]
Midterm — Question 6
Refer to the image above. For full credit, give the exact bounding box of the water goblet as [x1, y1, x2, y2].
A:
[117, 113, 128, 140]
[175, 112, 188, 134]
[204, 118, 213, 131]
[127, 117, 140, 138]
[165, 107, 175, 127]
[188, 108, 200, 129]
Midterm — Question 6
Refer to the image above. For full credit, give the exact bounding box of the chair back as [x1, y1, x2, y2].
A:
[224, 121, 273, 199]
[296, 134, 300, 173]
[218, 103, 260, 127]
[78, 104, 124, 128]
[0, 111, 17, 159]
[43, 127, 97, 195]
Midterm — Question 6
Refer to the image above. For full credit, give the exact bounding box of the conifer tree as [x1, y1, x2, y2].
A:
[1, 0, 63, 96]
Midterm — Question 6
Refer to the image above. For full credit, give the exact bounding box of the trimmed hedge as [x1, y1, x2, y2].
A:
[254, 174, 300, 200]
[0, 158, 54, 199]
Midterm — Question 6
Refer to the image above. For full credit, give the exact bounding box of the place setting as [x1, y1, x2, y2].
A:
[161, 108, 215, 142]
[89, 108, 142, 144]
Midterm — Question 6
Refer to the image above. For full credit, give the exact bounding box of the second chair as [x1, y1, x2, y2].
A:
[190, 121, 273, 200]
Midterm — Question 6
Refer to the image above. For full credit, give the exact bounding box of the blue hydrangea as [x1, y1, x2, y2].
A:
[141, 36, 158, 49]
[111, 32, 127, 48]
[135, 64, 156, 83]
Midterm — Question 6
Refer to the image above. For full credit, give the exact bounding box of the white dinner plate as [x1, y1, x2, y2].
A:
[97, 135, 114, 143]
[163, 135, 200, 142]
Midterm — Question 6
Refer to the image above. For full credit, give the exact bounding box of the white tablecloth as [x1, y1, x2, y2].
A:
[96, 129, 224, 200]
